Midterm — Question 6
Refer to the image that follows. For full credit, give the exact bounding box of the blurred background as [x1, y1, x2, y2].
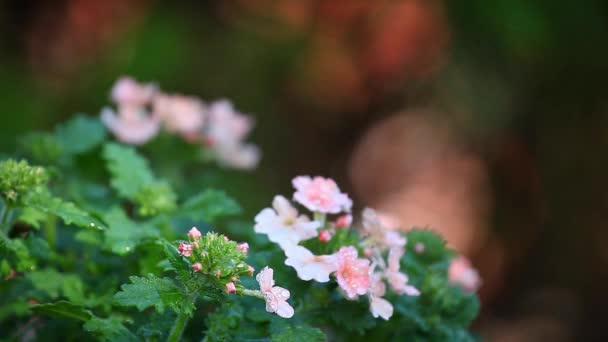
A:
[1, 0, 608, 340]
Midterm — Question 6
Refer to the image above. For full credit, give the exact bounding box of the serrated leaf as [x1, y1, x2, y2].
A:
[55, 115, 107, 155]
[114, 274, 192, 314]
[32, 301, 92, 321]
[270, 320, 326, 342]
[180, 189, 241, 222]
[102, 207, 159, 255]
[84, 316, 138, 342]
[103, 143, 154, 199]
[18, 207, 47, 229]
[24, 189, 105, 230]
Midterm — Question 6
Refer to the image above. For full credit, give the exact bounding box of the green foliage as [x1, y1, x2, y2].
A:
[0, 159, 48, 205]
[83, 316, 138, 342]
[114, 274, 193, 315]
[102, 143, 154, 199]
[24, 188, 105, 230]
[54, 115, 107, 155]
[32, 301, 93, 321]
[26, 269, 86, 303]
[269, 319, 326, 342]
[101, 207, 159, 255]
[179, 189, 242, 222]
[18, 132, 64, 164]
[134, 181, 177, 217]
[204, 301, 245, 342]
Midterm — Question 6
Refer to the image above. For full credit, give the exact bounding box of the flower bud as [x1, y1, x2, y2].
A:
[192, 262, 203, 272]
[188, 227, 202, 239]
[318, 230, 332, 243]
[225, 282, 237, 294]
[236, 242, 249, 254]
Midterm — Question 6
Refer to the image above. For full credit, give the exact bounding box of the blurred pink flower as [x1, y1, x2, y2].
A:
[254, 195, 321, 248]
[318, 230, 332, 242]
[361, 208, 406, 249]
[335, 246, 371, 299]
[225, 282, 237, 294]
[448, 256, 481, 293]
[188, 227, 202, 240]
[256, 267, 294, 318]
[111, 76, 158, 106]
[236, 242, 249, 254]
[192, 262, 202, 272]
[283, 245, 337, 282]
[370, 296, 393, 320]
[101, 107, 160, 145]
[292, 176, 352, 214]
[385, 247, 419, 296]
[178, 242, 193, 257]
[205, 99, 261, 170]
[335, 214, 353, 228]
[153, 94, 206, 135]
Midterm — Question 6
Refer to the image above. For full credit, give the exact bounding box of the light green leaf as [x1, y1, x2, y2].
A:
[113, 274, 192, 314]
[32, 301, 92, 322]
[18, 207, 47, 229]
[26, 269, 86, 303]
[102, 207, 159, 255]
[55, 115, 107, 155]
[103, 143, 154, 199]
[180, 189, 241, 222]
[84, 316, 138, 342]
[24, 189, 105, 230]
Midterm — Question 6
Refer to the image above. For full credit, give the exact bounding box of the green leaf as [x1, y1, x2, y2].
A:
[103, 143, 154, 199]
[102, 207, 159, 255]
[114, 274, 192, 314]
[134, 181, 177, 217]
[26, 269, 86, 303]
[32, 301, 92, 322]
[24, 189, 105, 230]
[84, 316, 138, 342]
[180, 189, 241, 222]
[270, 319, 326, 342]
[55, 115, 107, 155]
[18, 207, 47, 229]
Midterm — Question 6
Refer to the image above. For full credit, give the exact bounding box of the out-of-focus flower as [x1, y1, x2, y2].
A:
[101, 107, 160, 145]
[188, 227, 202, 240]
[111, 76, 158, 106]
[153, 94, 206, 136]
[283, 245, 337, 282]
[225, 282, 237, 294]
[335, 214, 353, 228]
[318, 230, 332, 242]
[370, 296, 393, 320]
[254, 195, 321, 248]
[361, 208, 406, 249]
[292, 175, 352, 214]
[415, 243, 425, 253]
[192, 262, 203, 272]
[256, 267, 294, 318]
[236, 242, 249, 254]
[178, 242, 193, 257]
[385, 247, 419, 296]
[449, 256, 481, 293]
[335, 246, 371, 299]
[205, 99, 260, 170]
[248, 265, 255, 275]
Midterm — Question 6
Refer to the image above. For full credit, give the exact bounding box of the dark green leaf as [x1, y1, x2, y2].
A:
[114, 274, 192, 314]
[32, 301, 92, 322]
[55, 115, 107, 155]
[180, 189, 241, 222]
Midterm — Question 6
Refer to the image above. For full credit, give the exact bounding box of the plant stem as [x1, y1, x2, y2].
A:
[167, 311, 190, 342]
[241, 288, 265, 299]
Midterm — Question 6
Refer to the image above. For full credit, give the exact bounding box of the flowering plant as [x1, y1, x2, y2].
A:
[0, 77, 480, 341]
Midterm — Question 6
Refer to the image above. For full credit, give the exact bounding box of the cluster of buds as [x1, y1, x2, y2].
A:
[254, 175, 420, 320]
[0, 159, 48, 205]
[177, 227, 293, 318]
[101, 76, 260, 170]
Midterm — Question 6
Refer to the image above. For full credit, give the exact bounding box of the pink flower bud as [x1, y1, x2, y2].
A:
[415, 243, 425, 254]
[318, 230, 332, 243]
[188, 227, 202, 239]
[178, 242, 193, 257]
[236, 243, 249, 254]
[215, 270, 221, 278]
[335, 214, 353, 228]
[192, 262, 203, 272]
[364, 247, 374, 258]
[247, 265, 255, 276]
[225, 282, 237, 294]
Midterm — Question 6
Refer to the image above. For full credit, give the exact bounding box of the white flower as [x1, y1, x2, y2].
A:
[283, 245, 338, 282]
[370, 296, 393, 320]
[254, 195, 321, 248]
[256, 267, 294, 318]
[385, 247, 419, 296]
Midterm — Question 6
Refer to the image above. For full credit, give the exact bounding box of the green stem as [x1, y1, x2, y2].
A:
[241, 288, 265, 299]
[167, 311, 190, 342]
[313, 212, 327, 228]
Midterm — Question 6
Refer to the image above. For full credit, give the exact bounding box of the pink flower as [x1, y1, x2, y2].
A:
[111, 76, 158, 106]
[335, 214, 353, 228]
[292, 176, 352, 214]
[153, 94, 206, 135]
[448, 256, 481, 293]
[385, 247, 420, 296]
[361, 208, 406, 249]
[370, 296, 394, 320]
[236, 243, 249, 254]
[188, 227, 202, 240]
[254, 195, 321, 248]
[178, 242, 193, 257]
[101, 107, 160, 145]
[192, 262, 202, 272]
[256, 267, 294, 318]
[248, 265, 255, 275]
[225, 282, 237, 294]
[318, 230, 332, 243]
[204, 99, 261, 170]
[284, 245, 337, 282]
[335, 246, 371, 299]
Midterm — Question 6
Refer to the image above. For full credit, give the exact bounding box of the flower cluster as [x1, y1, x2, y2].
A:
[177, 227, 293, 318]
[254, 175, 419, 320]
[101, 76, 260, 169]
